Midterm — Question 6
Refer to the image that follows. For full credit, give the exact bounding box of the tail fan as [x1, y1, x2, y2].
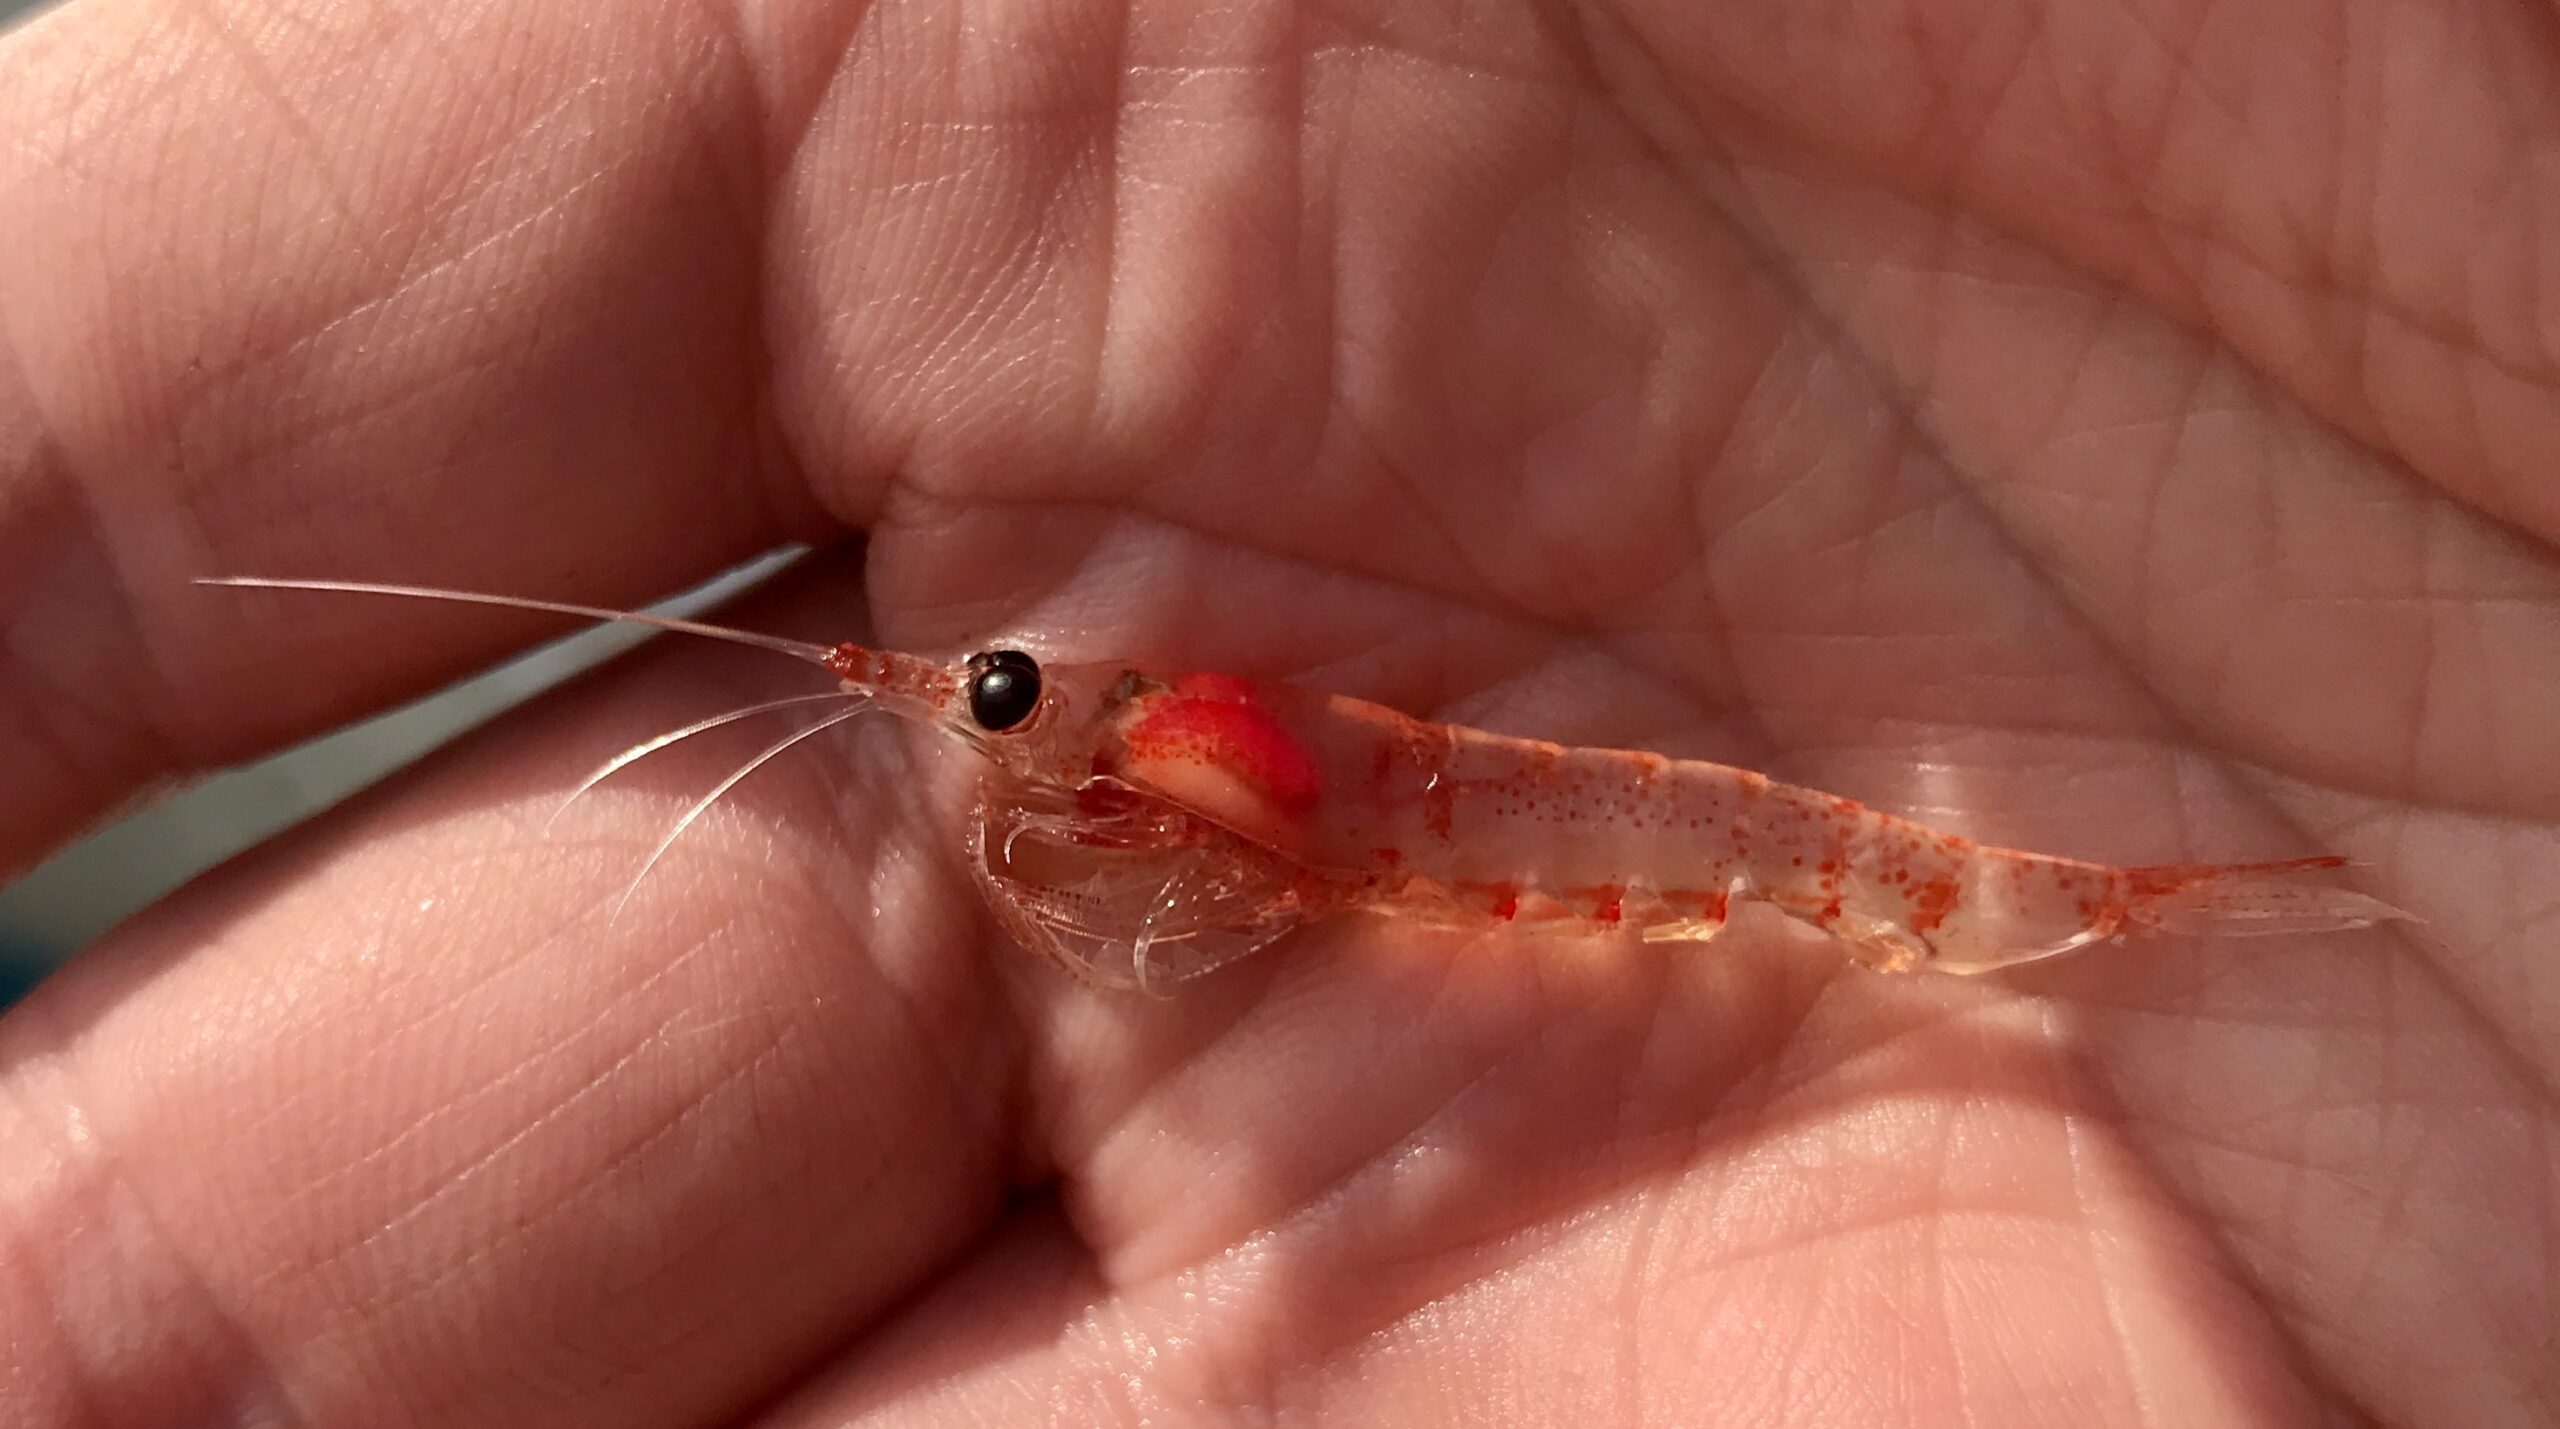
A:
[2125, 856, 2410, 938]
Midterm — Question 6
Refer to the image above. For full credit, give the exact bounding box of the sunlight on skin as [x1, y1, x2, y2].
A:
[0, 0, 2555, 1424]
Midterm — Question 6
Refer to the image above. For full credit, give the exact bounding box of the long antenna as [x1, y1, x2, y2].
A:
[197, 576, 837, 664]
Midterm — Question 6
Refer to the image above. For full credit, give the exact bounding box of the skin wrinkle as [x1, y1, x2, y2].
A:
[2134, 323, 2220, 683]
[183, 0, 379, 272]
[190, 838, 636, 1157]
[1645, 0, 2560, 547]
[2084, 0, 2210, 225]
[1, 21, 802, 821]
[2153, 193, 2560, 466]
[354, 1010, 812, 1335]
[237, 899, 761, 1278]
[1694, 150, 2556, 848]
[306, 982, 759, 1294]
[1294, 57, 1540, 615]
[1486, 18, 2359, 813]
[1685, 198, 2354, 831]
[195, 78, 619, 396]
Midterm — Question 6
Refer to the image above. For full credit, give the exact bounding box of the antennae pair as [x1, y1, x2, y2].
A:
[196, 576, 838, 665]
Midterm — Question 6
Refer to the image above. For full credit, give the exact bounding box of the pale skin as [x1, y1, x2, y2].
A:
[0, 0, 2553, 1422]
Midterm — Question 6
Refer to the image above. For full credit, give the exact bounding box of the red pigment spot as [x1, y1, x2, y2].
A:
[1414, 739, 1456, 839]
[1371, 847, 1405, 870]
[1126, 696, 1322, 814]
[2123, 855, 2344, 897]
[1592, 885, 1625, 923]
[1457, 882, 1520, 919]
[1910, 877, 1961, 933]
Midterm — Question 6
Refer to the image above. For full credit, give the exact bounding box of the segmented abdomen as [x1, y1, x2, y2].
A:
[1288, 694, 2122, 968]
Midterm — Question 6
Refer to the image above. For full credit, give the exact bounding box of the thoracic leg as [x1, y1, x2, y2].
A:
[1638, 884, 1734, 944]
[1830, 914, 1936, 973]
[1640, 919, 1725, 944]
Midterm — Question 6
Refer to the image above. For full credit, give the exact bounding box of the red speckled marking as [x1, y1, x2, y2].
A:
[1414, 726, 1458, 841]
[1910, 877, 1961, 933]
[2125, 855, 2345, 896]
[1125, 695, 1322, 815]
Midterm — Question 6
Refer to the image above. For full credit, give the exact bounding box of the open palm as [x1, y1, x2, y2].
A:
[2, 0, 2552, 1423]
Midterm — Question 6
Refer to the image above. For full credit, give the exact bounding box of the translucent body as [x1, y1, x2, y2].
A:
[201, 580, 2403, 992]
[1043, 665, 2403, 984]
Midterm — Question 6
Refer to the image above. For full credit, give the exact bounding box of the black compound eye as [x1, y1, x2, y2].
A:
[967, 650, 1043, 731]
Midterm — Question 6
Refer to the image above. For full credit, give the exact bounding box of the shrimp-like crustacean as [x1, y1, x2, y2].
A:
[206, 578, 2406, 992]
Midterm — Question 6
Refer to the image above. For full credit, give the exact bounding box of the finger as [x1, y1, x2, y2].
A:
[0, 0, 847, 876]
[0, 560, 1013, 1429]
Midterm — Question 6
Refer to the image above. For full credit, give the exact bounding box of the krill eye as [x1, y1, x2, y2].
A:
[967, 650, 1042, 731]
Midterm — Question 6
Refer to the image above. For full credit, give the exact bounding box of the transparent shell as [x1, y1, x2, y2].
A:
[966, 779, 1322, 993]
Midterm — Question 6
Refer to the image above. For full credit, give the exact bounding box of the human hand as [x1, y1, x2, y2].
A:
[1, 0, 2551, 1423]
